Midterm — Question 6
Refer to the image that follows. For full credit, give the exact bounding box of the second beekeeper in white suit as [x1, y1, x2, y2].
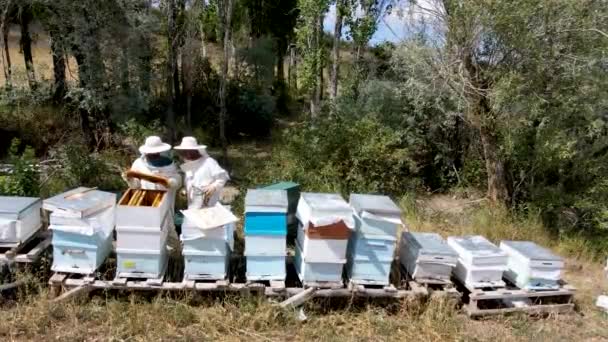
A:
[174, 136, 230, 209]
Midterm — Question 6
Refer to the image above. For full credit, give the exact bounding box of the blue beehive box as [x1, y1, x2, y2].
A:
[347, 231, 396, 285]
[244, 189, 289, 281]
[347, 194, 403, 285]
[244, 189, 289, 235]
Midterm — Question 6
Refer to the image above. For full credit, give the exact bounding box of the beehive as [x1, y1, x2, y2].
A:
[181, 204, 237, 280]
[400, 232, 458, 281]
[347, 194, 402, 285]
[44, 188, 116, 275]
[295, 193, 354, 284]
[244, 189, 288, 281]
[448, 235, 508, 288]
[0, 196, 42, 244]
[115, 189, 170, 278]
[500, 240, 564, 290]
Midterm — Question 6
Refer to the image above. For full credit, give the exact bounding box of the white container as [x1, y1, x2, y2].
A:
[0, 196, 42, 244]
[453, 261, 506, 288]
[448, 235, 508, 288]
[116, 247, 168, 278]
[447, 235, 508, 266]
[500, 240, 564, 290]
[400, 232, 458, 281]
[296, 192, 355, 230]
[245, 189, 289, 213]
[244, 234, 286, 256]
[350, 194, 403, 238]
[43, 187, 115, 218]
[50, 205, 116, 274]
[245, 255, 286, 281]
[116, 224, 168, 251]
[116, 190, 170, 228]
[296, 224, 349, 262]
[183, 249, 231, 280]
[294, 242, 345, 283]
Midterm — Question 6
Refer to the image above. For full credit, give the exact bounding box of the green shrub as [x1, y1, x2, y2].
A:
[250, 116, 420, 196]
[0, 139, 40, 196]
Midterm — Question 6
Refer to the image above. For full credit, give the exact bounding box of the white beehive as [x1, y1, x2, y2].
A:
[448, 235, 508, 288]
[0, 196, 42, 244]
[400, 232, 458, 281]
[181, 204, 238, 280]
[500, 240, 564, 290]
[44, 188, 116, 275]
[115, 189, 171, 278]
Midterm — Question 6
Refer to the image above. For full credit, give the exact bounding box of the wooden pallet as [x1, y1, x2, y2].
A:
[399, 265, 458, 299]
[0, 230, 51, 264]
[461, 279, 576, 317]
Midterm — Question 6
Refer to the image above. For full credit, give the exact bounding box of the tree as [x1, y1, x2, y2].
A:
[18, 2, 36, 90]
[296, 0, 329, 117]
[0, 0, 13, 88]
[218, 0, 234, 165]
[329, 0, 349, 107]
[346, 0, 391, 100]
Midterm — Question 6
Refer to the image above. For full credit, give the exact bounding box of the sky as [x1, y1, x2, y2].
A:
[323, 0, 442, 45]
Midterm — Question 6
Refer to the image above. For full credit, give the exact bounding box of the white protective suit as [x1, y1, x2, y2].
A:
[180, 155, 230, 209]
[128, 156, 182, 213]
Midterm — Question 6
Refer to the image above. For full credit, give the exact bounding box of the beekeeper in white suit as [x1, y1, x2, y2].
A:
[174, 136, 229, 209]
[124, 136, 182, 211]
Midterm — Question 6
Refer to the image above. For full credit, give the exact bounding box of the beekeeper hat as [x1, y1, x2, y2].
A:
[139, 136, 171, 154]
[174, 136, 207, 153]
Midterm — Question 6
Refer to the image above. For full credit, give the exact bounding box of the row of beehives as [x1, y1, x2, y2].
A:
[0, 188, 565, 290]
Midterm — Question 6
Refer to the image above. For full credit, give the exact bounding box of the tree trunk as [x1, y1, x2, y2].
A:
[329, 1, 344, 107]
[49, 29, 66, 103]
[199, 0, 207, 58]
[218, 0, 233, 166]
[166, 0, 178, 143]
[276, 44, 285, 85]
[310, 14, 322, 118]
[476, 97, 511, 205]
[288, 43, 297, 91]
[19, 5, 36, 90]
[0, 1, 12, 88]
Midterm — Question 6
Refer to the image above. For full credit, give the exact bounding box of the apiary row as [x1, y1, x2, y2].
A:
[0, 188, 566, 290]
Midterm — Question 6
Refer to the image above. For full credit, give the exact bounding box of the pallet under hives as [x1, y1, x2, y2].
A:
[455, 276, 576, 318]
[48, 254, 436, 302]
[0, 230, 51, 265]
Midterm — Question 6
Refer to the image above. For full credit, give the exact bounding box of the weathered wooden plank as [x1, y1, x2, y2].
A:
[468, 288, 575, 301]
[0, 280, 26, 292]
[51, 285, 92, 303]
[49, 273, 67, 285]
[15, 236, 52, 262]
[466, 303, 575, 318]
[279, 287, 317, 308]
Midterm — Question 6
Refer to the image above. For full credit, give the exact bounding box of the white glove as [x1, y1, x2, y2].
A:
[167, 178, 180, 189]
[122, 172, 140, 189]
[202, 184, 217, 206]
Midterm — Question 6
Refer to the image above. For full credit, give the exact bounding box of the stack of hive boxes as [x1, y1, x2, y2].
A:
[347, 194, 403, 285]
[43, 188, 116, 274]
[0, 196, 42, 245]
[447, 235, 508, 288]
[400, 232, 458, 282]
[181, 204, 237, 280]
[500, 240, 564, 290]
[115, 188, 171, 279]
[244, 189, 288, 281]
[295, 193, 354, 285]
